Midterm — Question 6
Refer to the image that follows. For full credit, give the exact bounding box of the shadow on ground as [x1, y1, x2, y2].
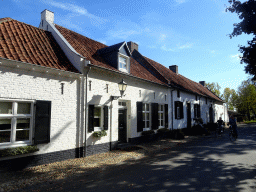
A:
[6, 125, 256, 192]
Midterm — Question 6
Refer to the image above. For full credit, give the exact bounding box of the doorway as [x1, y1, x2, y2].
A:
[118, 109, 127, 143]
[187, 102, 191, 128]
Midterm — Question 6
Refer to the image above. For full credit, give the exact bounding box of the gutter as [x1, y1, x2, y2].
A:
[84, 63, 91, 157]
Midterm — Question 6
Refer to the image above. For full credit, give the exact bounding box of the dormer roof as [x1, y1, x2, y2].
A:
[98, 41, 131, 56]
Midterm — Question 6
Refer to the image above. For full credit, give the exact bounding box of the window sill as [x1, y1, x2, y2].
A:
[143, 128, 150, 131]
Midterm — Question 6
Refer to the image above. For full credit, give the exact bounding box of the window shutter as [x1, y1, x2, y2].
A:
[180, 102, 184, 119]
[88, 105, 94, 132]
[34, 100, 51, 144]
[165, 104, 168, 128]
[175, 101, 178, 119]
[198, 104, 201, 118]
[137, 102, 143, 132]
[151, 103, 158, 130]
[103, 106, 108, 130]
[194, 104, 197, 118]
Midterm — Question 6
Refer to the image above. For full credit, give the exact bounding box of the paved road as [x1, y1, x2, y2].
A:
[20, 124, 256, 192]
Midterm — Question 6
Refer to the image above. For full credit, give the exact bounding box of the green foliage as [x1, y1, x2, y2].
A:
[157, 128, 170, 133]
[236, 80, 256, 120]
[167, 129, 184, 140]
[141, 130, 155, 136]
[226, 0, 256, 79]
[205, 82, 222, 98]
[223, 88, 238, 110]
[92, 130, 107, 138]
[0, 145, 39, 157]
[244, 120, 256, 124]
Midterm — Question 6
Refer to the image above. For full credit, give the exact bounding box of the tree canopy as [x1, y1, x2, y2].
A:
[205, 82, 222, 98]
[226, 0, 256, 79]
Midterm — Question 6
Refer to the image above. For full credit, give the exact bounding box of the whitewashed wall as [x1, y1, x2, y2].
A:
[86, 67, 169, 146]
[0, 64, 82, 156]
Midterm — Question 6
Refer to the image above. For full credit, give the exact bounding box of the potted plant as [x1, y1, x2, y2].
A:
[92, 130, 107, 138]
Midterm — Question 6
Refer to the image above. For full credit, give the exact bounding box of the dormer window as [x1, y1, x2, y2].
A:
[118, 54, 129, 73]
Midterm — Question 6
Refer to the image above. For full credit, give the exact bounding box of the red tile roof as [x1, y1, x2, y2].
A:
[0, 18, 78, 73]
[55, 24, 222, 102]
[55, 24, 165, 85]
[143, 55, 222, 101]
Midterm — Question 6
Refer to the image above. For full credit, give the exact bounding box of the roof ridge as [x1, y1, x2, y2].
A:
[0, 17, 13, 24]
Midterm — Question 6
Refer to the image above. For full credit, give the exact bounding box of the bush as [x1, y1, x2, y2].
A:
[141, 130, 155, 136]
[0, 145, 39, 157]
[157, 128, 170, 133]
[182, 125, 209, 136]
[93, 130, 107, 138]
[167, 129, 184, 140]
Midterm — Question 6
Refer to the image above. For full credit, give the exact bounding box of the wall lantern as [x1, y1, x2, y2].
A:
[111, 79, 127, 100]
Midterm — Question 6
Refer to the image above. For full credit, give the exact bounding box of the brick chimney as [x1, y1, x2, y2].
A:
[199, 81, 205, 86]
[127, 41, 138, 53]
[169, 65, 178, 74]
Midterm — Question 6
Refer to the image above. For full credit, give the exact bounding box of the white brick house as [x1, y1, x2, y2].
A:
[0, 10, 228, 168]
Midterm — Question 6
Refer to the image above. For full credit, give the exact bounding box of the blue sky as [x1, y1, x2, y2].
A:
[1, 0, 252, 93]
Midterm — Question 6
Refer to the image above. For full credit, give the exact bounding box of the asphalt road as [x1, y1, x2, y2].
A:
[19, 124, 256, 192]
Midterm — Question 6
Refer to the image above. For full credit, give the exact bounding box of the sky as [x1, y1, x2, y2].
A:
[0, 0, 252, 94]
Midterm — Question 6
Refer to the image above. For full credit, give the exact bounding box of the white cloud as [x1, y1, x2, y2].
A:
[177, 43, 193, 49]
[230, 54, 241, 62]
[43, 1, 106, 25]
[161, 45, 175, 52]
[107, 29, 140, 40]
[210, 50, 216, 54]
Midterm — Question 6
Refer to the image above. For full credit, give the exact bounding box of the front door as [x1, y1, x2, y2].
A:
[209, 106, 213, 123]
[118, 109, 127, 143]
[187, 103, 191, 128]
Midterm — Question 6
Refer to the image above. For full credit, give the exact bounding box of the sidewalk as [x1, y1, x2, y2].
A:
[0, 135, 203, 192]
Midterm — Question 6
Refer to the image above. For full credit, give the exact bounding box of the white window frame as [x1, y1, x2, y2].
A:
[0, 99, 34, 149]
[93, 106, 103, 131]
[158, 104, 165, 128]
[118, 53, 130, 73]
[142, 103, 150, 131]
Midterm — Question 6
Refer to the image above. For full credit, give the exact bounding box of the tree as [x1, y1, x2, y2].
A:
[223, 88, 238, 110]
[226, 0, 256, 80]
[236, 80, 256, 120]
[205, 82, 222, 98]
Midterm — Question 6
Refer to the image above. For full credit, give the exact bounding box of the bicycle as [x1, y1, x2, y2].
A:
[215, 124, 224, 137]
[229, 125, 237, 142]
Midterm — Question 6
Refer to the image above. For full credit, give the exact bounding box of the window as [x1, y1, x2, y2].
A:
[118, 54, 129, 72]
[158, 104, 164, 128]
[0, 100, 33, 147]
[142, 103, 150, 131]
[88, 105, 108, 132]
[177, 90, 180, 98]
[194, 104, 201, 118]
[175, 101, 183, 119]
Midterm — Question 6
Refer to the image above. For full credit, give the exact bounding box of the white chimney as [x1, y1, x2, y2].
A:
[41, 9, 54, 23]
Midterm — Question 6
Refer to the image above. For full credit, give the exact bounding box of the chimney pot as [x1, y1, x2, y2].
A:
[169, 65, 178, 74]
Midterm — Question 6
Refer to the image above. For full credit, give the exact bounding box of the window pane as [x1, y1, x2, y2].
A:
[94, 107, 101, 117]
[0, 102, 12, 114]
[0, 119, 12, 130]
[161, 105, 163, 111]
[143, 113, 145, 120]
[161, 120, 164, 126]
[161, 113, 163, 119]
[146, 113, 149, 120]
[94, 118, 100, 127]
[16, 130, 29, 141]
[142, 104, 145, 111]
[146, 121, 149, 128]
[18, 103, 31, 114]
[17, 118, 30, 129]
[0, 131, 10, 143]
[146, 104, 149, 111]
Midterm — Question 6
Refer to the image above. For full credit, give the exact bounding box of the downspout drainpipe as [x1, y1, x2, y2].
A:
[170, 89, 174, 130]
[84, 63, 91, 157]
